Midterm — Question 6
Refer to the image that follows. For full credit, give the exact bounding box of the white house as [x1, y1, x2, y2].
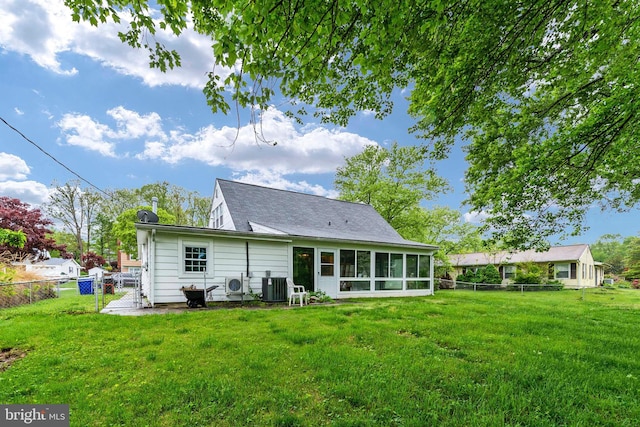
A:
[448, 244, 604, 289]
[88, 266, 107, 280]
[17, 257, 81, 280]
[136, 179, 437, 306]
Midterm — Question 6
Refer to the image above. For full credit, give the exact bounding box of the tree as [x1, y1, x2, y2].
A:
[113, 206, 175, 258]
[591, 234, 627, 275]
[48, 230, 80, 259]
[0, 229, 26, 249]
[46, 181, 103, 260]
[92, 213, 119, 262]
[0, 197, 67, 261]
[102, 182, 209, 227]
[66, 0, 640, 249]
[185, 194, 212, 228]
[81, 252, 106, 270]
[335, 143, 449, 239]
[410, 206, 485, 255]
[624, 236, 640, 281]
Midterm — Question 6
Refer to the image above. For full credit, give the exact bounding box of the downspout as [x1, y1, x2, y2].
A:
[246, 241, 250, 277]
[149, 197, 158, 307]
[149, 228, 156, 307]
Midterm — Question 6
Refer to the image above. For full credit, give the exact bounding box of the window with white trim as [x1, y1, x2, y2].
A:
[504, 265, 516, 279]
[184, 246, 207, 272]
[375, 252, 403, 290]
[339, 250, 371, 292]
[406, 254, 431, 290]
[212, 204, 224, 229]
[555, 263, 569, 279]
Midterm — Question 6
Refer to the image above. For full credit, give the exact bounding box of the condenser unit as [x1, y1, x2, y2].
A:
[225, 276, 247, 295]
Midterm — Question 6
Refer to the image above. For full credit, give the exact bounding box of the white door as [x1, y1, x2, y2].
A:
[317, 249, 337, 298]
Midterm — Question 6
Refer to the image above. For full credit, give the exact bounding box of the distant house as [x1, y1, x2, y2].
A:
[135, 179, 437, 306]
[117, 249, 141, 274]
[88, 266, 107, 280]
[448, 244, 604, 288]
[16, 257, 81, 280]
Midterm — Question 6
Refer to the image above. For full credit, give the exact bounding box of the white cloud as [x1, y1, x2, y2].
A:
[234, 171, 339, 198]
[56, 105, 375, 178]
[0, 153, 49, 205]
[464, 210, 490, 224]
[107, 107, 166, 140]
[0, 0, 221, 88]
[0, 180, 50, 205]
[57, 107, 171, 157]
[57, 114, 118, 157]
[0, 0, 77, 75]
[14, 107, 24, 115]
[0, 152, 31, 180]
[138, 107, 377, 175]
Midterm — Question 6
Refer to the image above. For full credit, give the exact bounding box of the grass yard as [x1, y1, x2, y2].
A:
[1, 288, 639, 426]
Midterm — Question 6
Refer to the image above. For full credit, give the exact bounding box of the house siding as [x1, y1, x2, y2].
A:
[143, 231, 290, 304]
[208, 181, 236, 231]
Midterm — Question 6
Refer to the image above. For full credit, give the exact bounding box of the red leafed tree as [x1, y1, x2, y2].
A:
[81, 251, 106, 270]
[0, 196, 67, 261]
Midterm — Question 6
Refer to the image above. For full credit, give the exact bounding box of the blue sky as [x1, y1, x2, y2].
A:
[0, 0, 636, 245]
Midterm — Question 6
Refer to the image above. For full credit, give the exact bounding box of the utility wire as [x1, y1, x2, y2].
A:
[1, 116, 111, 198]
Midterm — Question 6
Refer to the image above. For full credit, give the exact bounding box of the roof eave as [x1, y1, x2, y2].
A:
[135, 223, 438, 251]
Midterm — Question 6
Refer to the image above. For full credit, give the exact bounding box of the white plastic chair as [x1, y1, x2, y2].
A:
[287, 278, 309, 307]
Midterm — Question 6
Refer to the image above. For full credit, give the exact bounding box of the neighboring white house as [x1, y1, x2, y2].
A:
[449, 244, 604, 289]
[136, 179, 438, 306]
[17, 257, 81, 280]
[88, 266, 107, 280]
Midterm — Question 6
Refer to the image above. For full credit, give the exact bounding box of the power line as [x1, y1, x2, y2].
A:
[0, 116, 111, 198]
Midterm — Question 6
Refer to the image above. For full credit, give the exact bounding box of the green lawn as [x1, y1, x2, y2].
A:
[1, 288, 639, 426]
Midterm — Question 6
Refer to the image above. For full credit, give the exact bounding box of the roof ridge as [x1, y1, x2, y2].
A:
[218, 178, 371, 207]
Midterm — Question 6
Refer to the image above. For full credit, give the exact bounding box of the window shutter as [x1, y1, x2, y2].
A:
[499, 266, 504, 278]
[570, 263, 577, 279]
[548, 263, 555, 279]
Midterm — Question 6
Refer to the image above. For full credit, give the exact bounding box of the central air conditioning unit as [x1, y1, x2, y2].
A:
[225, 275, 247, 295]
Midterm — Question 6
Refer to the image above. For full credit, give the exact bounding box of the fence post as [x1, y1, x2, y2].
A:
[94, 275, 100, 313]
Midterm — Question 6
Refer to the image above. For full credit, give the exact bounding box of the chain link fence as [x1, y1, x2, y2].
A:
[0, 279, 62, 308]
[437, 278, 564, 292]
[1, 272, 144, 312]
[100, 272, 144, 311]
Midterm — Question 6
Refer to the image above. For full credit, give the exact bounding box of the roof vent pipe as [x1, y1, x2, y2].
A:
[152, 197, 158, 214]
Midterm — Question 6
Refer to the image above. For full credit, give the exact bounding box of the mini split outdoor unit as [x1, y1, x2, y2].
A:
[225, 275, 247, 295]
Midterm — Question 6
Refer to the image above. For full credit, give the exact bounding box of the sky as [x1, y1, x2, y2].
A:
[0, 0, 637, 246]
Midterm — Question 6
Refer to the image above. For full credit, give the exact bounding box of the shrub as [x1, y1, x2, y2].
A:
[514, 272, 542, 284]
[457, 265, 502, 286]
[514, 262, 545, 284]
[480, 264, 502, 284]
[458, 269, 482, 284]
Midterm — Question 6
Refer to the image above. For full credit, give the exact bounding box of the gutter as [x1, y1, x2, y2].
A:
[134, 222, 437, 252]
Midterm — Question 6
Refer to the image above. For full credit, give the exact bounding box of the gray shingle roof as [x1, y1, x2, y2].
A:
[218, 179, 432, 247]
[449, 244, 590, 266]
